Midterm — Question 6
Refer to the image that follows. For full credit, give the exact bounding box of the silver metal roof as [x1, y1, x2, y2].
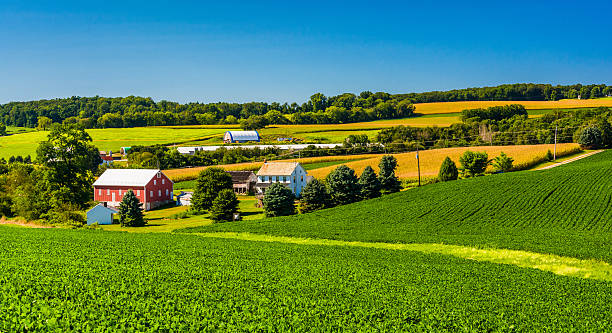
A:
[93, 169, 161, 187]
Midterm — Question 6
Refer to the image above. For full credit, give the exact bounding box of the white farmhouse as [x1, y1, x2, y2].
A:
[255, 162, 309, 197]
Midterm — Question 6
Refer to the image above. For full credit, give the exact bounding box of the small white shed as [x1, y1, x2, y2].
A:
[87, 204, 118, 225]
[176, 191, 193, 206]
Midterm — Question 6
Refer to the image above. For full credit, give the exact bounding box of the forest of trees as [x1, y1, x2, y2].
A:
[1, 83, 609, 129]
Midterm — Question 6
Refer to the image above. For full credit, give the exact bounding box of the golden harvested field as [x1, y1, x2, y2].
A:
[412, 99, 612, 114]
[164, 154, 380, 182]
[307, 143, 581, 179]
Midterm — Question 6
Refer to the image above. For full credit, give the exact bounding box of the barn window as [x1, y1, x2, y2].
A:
[154, 180, 157, 186]
[137, 190, 140, 196]
[119, 190, 122, 195]
[165, 189, 169, 196]
[162, 179, 165, 185]
[107, 189, 110, 195]
[158, 190, 161, 197]
[98, 189, 101, 195]
[157, 173, 161, 178]
[150, 191, 153, 197]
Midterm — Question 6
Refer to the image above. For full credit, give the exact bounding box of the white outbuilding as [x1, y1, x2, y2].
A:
[223, 131, 261, 143]
[86, 204, 118, 225]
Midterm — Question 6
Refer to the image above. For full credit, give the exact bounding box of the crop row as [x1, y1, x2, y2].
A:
[0, 227, 610, 331]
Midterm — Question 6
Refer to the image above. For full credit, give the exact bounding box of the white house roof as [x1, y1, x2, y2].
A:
[93, 169, 161, 187]
[257, 162, 302, 176]
[225, 131, 260, 141]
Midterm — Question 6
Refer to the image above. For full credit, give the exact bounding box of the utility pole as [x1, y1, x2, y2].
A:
[554, 125, 557, 160]
[416, 143, 421, 187]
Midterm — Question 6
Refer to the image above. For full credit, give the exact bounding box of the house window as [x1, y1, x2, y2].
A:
[150, 191, 153, 197]
[154, 180, 157, 186]
[283, 176, 287, 182]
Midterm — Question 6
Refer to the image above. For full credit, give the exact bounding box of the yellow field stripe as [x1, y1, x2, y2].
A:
[192, 232, 612, 281]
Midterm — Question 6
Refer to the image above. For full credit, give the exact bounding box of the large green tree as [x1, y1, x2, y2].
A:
[438, 156, 458, 181]
[578, 127, 603, 149]
[210, 189, 239, 222]
[459, 151, 490, 177]
[378, 155, 402, 193]
[191, 167, 233, 212]
[118, 190, 146, 227]
[298, 179, 330, 213]
[492, 152, 514, 173]
[263, 183, 295, 217]
[0, 122, 6, 136]
[36, 123, 101, 207]
[358, 166, 381, 199]
[326, 165, 361, 205]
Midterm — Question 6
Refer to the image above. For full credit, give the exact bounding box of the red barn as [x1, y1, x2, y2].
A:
[93, 169, 174, 211]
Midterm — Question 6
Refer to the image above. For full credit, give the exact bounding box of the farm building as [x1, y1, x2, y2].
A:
[176, 191, 193, 206]
[99, 151, 114, 165]
[227, 171, 258, 195]
[255, 161, 309, 197]
[120, 147, 131, 155]
[86, 203, 117, 225]
[93, 169, 174, 211]
[223, 130, 260, 143]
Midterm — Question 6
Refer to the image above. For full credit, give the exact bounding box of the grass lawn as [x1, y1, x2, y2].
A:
[99, 195, 264, 233]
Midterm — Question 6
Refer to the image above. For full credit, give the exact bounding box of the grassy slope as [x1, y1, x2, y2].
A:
[181, 150, 612, 262]
[1, 227, 610, 331]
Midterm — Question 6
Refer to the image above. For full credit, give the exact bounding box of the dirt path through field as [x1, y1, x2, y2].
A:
[192, 232, 612, 282]
[537, 150, 604, 170]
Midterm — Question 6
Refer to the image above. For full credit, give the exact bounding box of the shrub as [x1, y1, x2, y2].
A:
[326, 165, 361, 205]
[191, 167, 233, 213]
[459, 151, 490, 177]
[298, 179, 330, 213]
[263, 183, 295, 217]
[546, 150, 554, 161]
[492, 152, 514, 173]
[358, 166, 381, 199]
[438, 157, 458, 181]
[210, 189, 239, 222]
[378, 155, 402, 193]
[118, 190, 146, 227]
[578, 127, 603, 149]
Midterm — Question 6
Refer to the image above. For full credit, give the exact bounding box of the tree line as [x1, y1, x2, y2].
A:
[1, 83, 610, 129]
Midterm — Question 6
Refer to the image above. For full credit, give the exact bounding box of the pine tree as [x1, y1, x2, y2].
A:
[210, 189, 239, 222]
[191, 167, 233, 213]
[438, 156, 458, 181]
[326, 165, 361, 205]
[358, 166, 381, 199]
[263, 183, 295, 217]
[378, 155, 402, 193]
[298, 179, 330, 213]
[492, 152, 514, 173]
[118, 190, 145, 227]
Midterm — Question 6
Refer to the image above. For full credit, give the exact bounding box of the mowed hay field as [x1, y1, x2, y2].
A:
[0, 127, 228, 159]
[307, 143, 581, 179]
[412, 98, 612, 114]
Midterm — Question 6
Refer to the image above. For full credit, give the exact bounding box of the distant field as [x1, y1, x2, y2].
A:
[307, 143, 581, 179]
[412, 98, 612, 114]
[0, 127, 228, 159]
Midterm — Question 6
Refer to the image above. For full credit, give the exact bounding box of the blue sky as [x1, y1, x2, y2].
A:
[1, 0, 611, 104]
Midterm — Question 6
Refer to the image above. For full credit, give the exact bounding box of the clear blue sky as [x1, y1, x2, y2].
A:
[1, 0, 611, 104]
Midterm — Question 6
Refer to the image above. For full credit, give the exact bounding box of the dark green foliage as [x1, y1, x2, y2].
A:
[210, 189, 239, 222]
[578, 126, 603, 148]
[201, 150, 612, 262]
[594, 118, 612, 148]
[240, 115, 268, 130]
[378, 155, 402, 193]
[461, 104, 527, 121]
[263, 183, 295, 217]
[191, 167, 233, 212]
[0, 122, 6, 136]
[546, 150, 554, 161]
[118, 190, 146, 227]
[298, 179, 330, 213]
[438, 157, 458, 181]
[36, 123, 101, 207]
[492, 152, 514, 173]
[2, 227, 611, 331]
[326, 165, 361, 205]
[459, 151, 489, 177]
[358, 166, 381, 199]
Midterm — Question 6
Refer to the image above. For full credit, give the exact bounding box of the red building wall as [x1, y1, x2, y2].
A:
[93, 172, 174, 210]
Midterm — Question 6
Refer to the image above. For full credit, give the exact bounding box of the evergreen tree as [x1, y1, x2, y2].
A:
[326, 165, 361, 205]
[358, 166, 381, 199]
[263, 183, 295, 217]
[23, 155, 31, 164]
[438, 156, 458, 181]
[210, 189, 239, 222]
[492, 152, 514, 173]
[378, 155, 402, 193]
[298, 178, 330, 213]
[191, 167, 233, 213]
[118, 190, 145, 227]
